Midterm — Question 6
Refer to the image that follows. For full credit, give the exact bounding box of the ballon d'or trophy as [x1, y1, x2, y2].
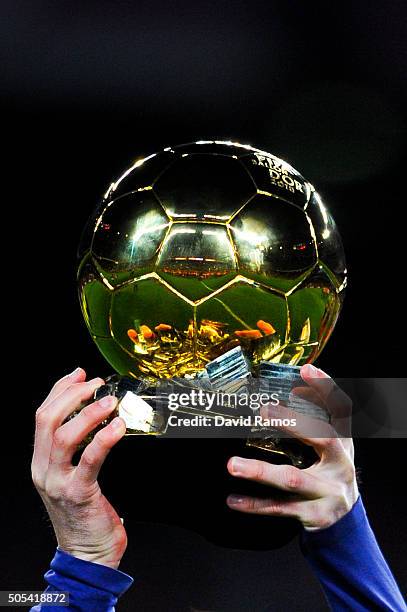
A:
[77, 141, 346, 467]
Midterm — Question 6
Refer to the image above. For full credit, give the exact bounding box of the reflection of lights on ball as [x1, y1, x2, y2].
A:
[78, 141, 346, 380]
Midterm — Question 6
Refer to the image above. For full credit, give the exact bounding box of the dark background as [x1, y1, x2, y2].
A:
[2, 1, 406, 610]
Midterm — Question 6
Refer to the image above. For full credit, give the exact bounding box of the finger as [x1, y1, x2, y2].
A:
[227, 456, 328, 498]
[40, 367, 86, 409]
[75, 417, 126, 485]
[226, 493, 301, 517]
[288, 385, 347, 434]
[300, 364, 335, 399]
[260, 403, 345, 461]
[290, 385, 326, 410]
[262, 401, 335, 436]
[300, 364, 353, 427]
[32, 378, 104, 477]
[48, 396, 118, 467]
[288, 386, 331, 424]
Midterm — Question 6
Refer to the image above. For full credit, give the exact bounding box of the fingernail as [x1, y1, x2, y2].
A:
[69, 367, 82, 377]
[89, 377, 105, 387]
[99, 395, 116, 409]
[231, 457, 246, 473]
[111, 417, 125, 430]
[304, 364, 317, 376]
[227, 494, 244, 505]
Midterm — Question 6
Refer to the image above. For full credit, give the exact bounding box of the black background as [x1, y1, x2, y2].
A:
[1, 1, 406, 610]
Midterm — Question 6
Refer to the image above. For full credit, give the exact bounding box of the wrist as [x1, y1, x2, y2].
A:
[54, 521, 128, 570]
[56, 546, 124, 569]
[303, 483, 359, 532]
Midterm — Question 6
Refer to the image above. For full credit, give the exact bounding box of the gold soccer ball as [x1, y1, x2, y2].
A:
[78, 141, 346, 380]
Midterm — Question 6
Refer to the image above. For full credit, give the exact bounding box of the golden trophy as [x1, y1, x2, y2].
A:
[77, 140, 346, 465]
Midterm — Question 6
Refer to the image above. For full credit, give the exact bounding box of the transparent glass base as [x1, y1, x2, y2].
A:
[84, 365, 322, 468]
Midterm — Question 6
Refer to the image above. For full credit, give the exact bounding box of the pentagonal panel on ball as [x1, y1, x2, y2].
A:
[91, 192, 170, 287]
[240, 151, 310, 208]
[230, 194, 316, 293]
[154, 153, 256, 220]
[156, 222, 237, 301]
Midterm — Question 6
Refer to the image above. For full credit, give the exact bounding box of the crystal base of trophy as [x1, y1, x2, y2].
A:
[77, 347, 328, 469]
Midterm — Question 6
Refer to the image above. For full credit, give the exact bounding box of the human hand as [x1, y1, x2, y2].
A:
[31, 367, 127, 568]
[226, 364, 359, 531]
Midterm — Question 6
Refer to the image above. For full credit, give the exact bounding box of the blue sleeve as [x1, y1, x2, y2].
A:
[30, 548, 134, 612]
[300, 496, 406, 611]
